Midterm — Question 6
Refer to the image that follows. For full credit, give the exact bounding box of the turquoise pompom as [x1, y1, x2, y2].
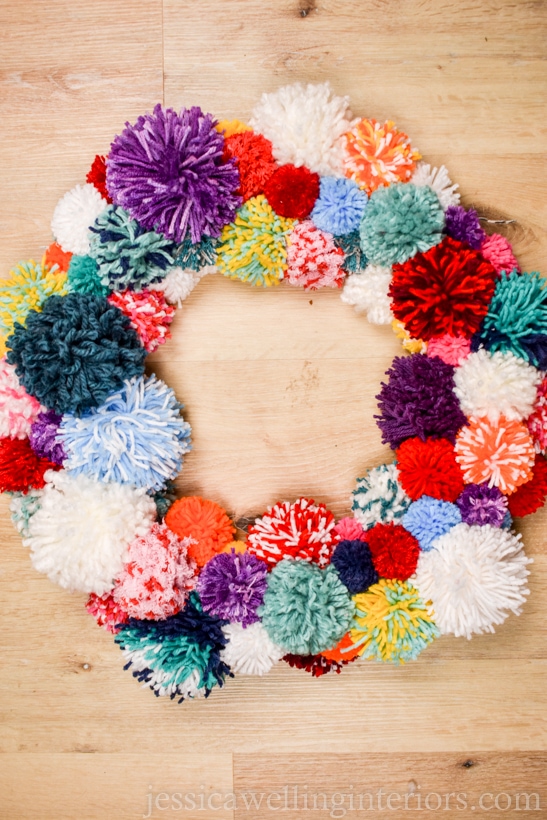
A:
[175, 235, 218, 271]
[67, 255, 109, 296]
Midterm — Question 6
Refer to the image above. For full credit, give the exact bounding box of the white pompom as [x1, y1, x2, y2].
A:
[413, 523, 531, 639]
[411, 162, 460, 211]
[341, 266, 393, 324]
[25, 470, 156, 595]
[51, 183, 108, 255]
[221, 622, 284, 675]
[149, 265, 214, 307]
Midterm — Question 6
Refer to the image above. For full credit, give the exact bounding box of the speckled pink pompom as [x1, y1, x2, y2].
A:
[286, 220, 345, 290]
[479, 233, 520, 275]
[333, 517, 367, 541]
[107, 289, 175, 352]
[427, 334, 471, 366]
[86, 592, 129, 634]
[0, 359, 43, 439]
[528, 377, 547, 453]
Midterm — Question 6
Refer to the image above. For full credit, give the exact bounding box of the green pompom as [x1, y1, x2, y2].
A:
[176, 235, 218, 271]
[67, 255, 109, 296]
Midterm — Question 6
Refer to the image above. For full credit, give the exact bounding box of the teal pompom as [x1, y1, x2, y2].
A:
[335, 230, 367, 273]
[67, 255, 109, 296]
[360, 183, 444, 266]
[175, 235, 218, 271]
[260, 559, 354, 655]
[10, 489, 42, 537]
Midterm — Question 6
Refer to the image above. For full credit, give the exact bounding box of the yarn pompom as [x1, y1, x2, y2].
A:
[527, 376, 547, 452]
[455, 416, 535, 493]
[25, 470, 156, 594]
[0, 260, 68, 345]
[247, 497, 339, 568]
[51, 183, 108, 255]
[402, 496, 462, 552]
[351, 463, 411, 529]
[149, 267, 204, 307]
[335, 230, 367, 274]
[330, 539, 378, 594]
[66, 255, 109, 297]
[333, 517, 367, 541]
[115, 593, 231, 701]
[86, 155, 112, 203]
[507, 455, 547, 518]
[283, 653, 347, 676]
[310, 176, 368, 235]
[477, 270, 547, 370]
[392, 319, 427, 354]
[29, 411, 66, 465]
[165, 496, 235, 567]
[197, 549, 268, 626]
[456, 483, 508, 528]
[444, 205, 486, 249]
[112, 523, 197, 620]
[479, 233, 519, 275]
[107, 290, 175, 352]
[389, 237, 497, 341]
[365, 522, 420, 580]
[264, 164, 320, 219]
[61, 375, 191, 491]
[6, 293, 146, 416]
[220, 622, 283, 675]
[340, 266, 393, 324]
[321, 631, 363, 663]
[89, 205, 178, 292]
[223, 131, 277, 201]
[375, 354, 467, 449]
[175, 234, 218, 272]
[360, 183, 444, 267]
[44, 242, 73, 274]
[396, 437, 465, 502]
[453, 349, 541, 424]
[259, 559, 354, 655]
[427, 334, 471, 366]
[217, 195, 294, 287]
[217, 119, 252, 138]
[351, 579, 438, 663]
[414, 523, 531, 638]
[411, 162, 460, 210]
[9, 489, 42, 537]
[0, 359, 43, 439]
[250, 81, 352, 176]
[107, 104, 241, 243]
[0, 437, 56, 493]
[342, 119, 421, 194]
[86, 592, 129, 634]
[286, 220, 345, 290]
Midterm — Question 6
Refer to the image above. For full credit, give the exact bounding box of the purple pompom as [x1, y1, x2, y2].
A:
[29, 411, 66, 465]
[197, 549, 268, 626]
[445, 205, 486, 249]
[456, 483, 508, 527]
[375, 354, 468, 450]
[106, 104, 241, 244]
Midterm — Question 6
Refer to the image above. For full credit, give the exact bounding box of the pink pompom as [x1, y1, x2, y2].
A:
[427, 334, 471, 366]
[528, 377, 547, 453]
[107, 289, 175, 353]
[112, 523, 197, 620]
[86, 592, 129, 634]
[333, 517, 367, 541]
[480, 233, 520, 275]
[286, 220, 345, 290]
[0, 359, 43, 439]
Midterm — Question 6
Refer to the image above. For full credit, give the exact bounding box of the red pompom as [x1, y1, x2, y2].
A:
[508, 455, 547, 518]
[396, 437, 465, 501]
[0, 437, 58, 493]
[86, 154, 112, 203]
[390, 236, 497, 340]
[264, 164, 320, 219]
[283, 653, 350, 676]
[224, 131, 277, 201]
[365, 522, 420, 580]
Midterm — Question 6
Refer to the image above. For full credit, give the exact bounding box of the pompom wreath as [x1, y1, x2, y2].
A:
[427, 333, 470, 366]
[396, 437, 465, 502]
[0, 359, 43, 439]
[330, 539, 378, 594]
[456, 483, 508, 528]
[411, 162, 460, 211]
[223, 131, 277, 201]
[340, 266, 393, 324]
[66, 255, 108, 297]
[453, 349, 541, 423]
[365, 522, 420, 580]
[0, 260, 68, 345]
[220, 622, 283, 675]
[455, 416, 535, 493]
[402, 496, 462, 551]
[197, 549, 268, 626]
[351, 463, 411, 529]
[390, 237, 497, 341]
[107, 104, 241, 243]
[51, 183, 108, 255]
[283, 653, 348, 676]
[112, 523, 196, 620]
[115, 593, 231, 701]
[479, 233, 519, 275]
[0, 437, 56, 493]
[310, 177, 368, 235]
[165, 496, 235, 567]
[375, 354, 467, 450]
[286, 220, 345, 290]
[89, 205, 178, 292]
[351, 579, 438, 663]
[264, 164, 320, 219]
[259, 559, 354, 655]
[86, 155, 112, 203]
[25, 470, 156, 594]
[414, 524, 530, 638]
[444, 205, 486, 249]
[44, 242, 73, 274]
[6, 293, 146, 416]
[507, 455, 547, 518]
[250, 81, 352, 176]
[342, 119, 421, 194]
[9, 489, 42, 538]
[86, 592, 129, 634]
[107, 289, 175, 352]
[247, 497, 338, 568]
[527, 376, 547, 452]
[217, 195, 294, 286]
[29, 411, 66, 465]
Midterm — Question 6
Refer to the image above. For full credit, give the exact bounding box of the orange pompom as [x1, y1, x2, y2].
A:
[455, 417, 535, 494]
[321, 632, 361, 663]
[343, 119, 421, 194]
[165, 496, 235, 567]
[44, 242, 72, 274]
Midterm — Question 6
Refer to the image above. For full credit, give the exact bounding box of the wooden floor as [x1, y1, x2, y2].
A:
[1, 1, 546, 818]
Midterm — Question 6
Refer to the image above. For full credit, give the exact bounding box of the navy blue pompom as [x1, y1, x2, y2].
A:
[331, 539, 379, 594]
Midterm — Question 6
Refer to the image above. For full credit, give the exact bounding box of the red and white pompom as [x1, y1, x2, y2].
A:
[107, 289, 175, 353]
[527, 376, 547, 453]
[286, 220, 345, 290]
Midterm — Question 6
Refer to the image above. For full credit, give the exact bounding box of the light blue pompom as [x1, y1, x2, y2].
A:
[310, 177, 368, 236]
[403, 496, 461, 552]
[60, 375, 192, 491]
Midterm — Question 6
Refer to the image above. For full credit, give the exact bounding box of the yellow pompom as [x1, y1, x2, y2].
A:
[223, 540, 247, 554]
[392, 319, 427, 354]
[216, 119, 252, 138]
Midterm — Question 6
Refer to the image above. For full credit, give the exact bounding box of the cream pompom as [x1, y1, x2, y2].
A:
[51, 183, 108, 255]
[149, 265, 214, 307]
[340, 266, 393, 324]
[221, 622, 284, 676]
[411, 162, 460, 211]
